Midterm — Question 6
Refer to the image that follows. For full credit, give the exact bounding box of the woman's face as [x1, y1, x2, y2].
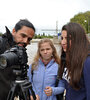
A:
[61, 30, 67, 52]
[39, 42, 53, 61]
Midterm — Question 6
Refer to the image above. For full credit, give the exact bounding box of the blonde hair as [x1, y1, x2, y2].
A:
[31, 38, 60, 71]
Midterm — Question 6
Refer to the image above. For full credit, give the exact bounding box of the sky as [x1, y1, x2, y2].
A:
[0, 0, 90, 34]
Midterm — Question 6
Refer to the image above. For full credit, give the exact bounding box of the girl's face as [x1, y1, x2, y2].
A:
[39, 42, 53, 61]
[61, 30, 67, 52]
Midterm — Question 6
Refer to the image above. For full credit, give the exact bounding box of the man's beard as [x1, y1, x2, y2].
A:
[17, 42, 27, 48]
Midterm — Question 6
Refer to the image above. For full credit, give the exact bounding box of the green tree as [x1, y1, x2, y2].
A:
[0, 32, 3, 36]
[70, 11, 90, 33]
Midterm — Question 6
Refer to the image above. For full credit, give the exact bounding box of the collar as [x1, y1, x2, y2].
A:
[39, 58, 55, 66]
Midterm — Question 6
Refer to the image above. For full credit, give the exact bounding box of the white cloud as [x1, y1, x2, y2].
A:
[0, 0, 90, 33]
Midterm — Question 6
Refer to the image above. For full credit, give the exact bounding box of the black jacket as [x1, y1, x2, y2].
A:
[0, 27, 16, 100]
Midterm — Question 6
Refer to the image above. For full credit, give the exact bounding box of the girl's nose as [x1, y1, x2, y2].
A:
[44, 50, 47, 53]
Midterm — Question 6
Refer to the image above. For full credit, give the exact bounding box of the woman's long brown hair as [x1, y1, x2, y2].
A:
[59, 22, 90, 89]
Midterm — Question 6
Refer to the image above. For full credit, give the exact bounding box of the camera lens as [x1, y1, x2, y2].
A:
[0, 56, 7, 69]
[0, 52, 18, 68]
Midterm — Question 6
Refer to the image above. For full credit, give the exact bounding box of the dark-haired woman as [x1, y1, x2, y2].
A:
[59, 22, 90, 100]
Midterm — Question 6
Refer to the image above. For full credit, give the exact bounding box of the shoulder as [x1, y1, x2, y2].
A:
[50, 61, 59, 72]
[0, 36, 3, 48]
[83, 56, 90, 74]
[51, 59, 59, 66]
[0, 36, 6, 54]
[0, 34, 11, 54]
[84, 55, 90, 67]
[0, 36, 3, 44]
[28, 64, 32, 71]
[0, 33, 9, 44]
[51, 61, 59, 69]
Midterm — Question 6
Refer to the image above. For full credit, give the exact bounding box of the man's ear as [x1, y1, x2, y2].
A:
[12, 28, 16, 35]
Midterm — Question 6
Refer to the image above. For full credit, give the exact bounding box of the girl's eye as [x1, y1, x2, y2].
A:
[40, 49, 44, 51]
[46, 48, 50, 50]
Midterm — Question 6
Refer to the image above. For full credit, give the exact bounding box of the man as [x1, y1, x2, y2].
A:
[0, 19, 35, 100]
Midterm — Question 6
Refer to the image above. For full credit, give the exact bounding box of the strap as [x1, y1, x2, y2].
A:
[31, 66, 33, 82]
[55, 65, 60, 87]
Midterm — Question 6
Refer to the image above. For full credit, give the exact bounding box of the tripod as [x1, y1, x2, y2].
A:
[6, 65, 36, 100]
[7, 79, 36, 100]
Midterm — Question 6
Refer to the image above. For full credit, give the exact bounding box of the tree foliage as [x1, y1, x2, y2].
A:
[70, 11, 90, 33]
[0, 32, 3, 36]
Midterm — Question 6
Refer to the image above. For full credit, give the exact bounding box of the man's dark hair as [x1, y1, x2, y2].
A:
[14, 19, 35, 32]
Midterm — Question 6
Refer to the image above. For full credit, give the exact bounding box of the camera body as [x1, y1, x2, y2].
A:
[0, 45, 28, 80]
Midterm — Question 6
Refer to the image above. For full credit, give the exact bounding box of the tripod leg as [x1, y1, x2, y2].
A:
[7, 80, 36, 100]
[7, 84, 17, 100]
[29, 85, 36, 100]
[20, 84, 31, 100]
[21, 81, 36, 100]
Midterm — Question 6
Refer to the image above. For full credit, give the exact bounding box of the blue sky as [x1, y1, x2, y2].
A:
[0, 0, 90, 34]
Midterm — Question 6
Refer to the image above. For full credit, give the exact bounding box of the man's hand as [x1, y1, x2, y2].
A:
[44, 86, 52, 96]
